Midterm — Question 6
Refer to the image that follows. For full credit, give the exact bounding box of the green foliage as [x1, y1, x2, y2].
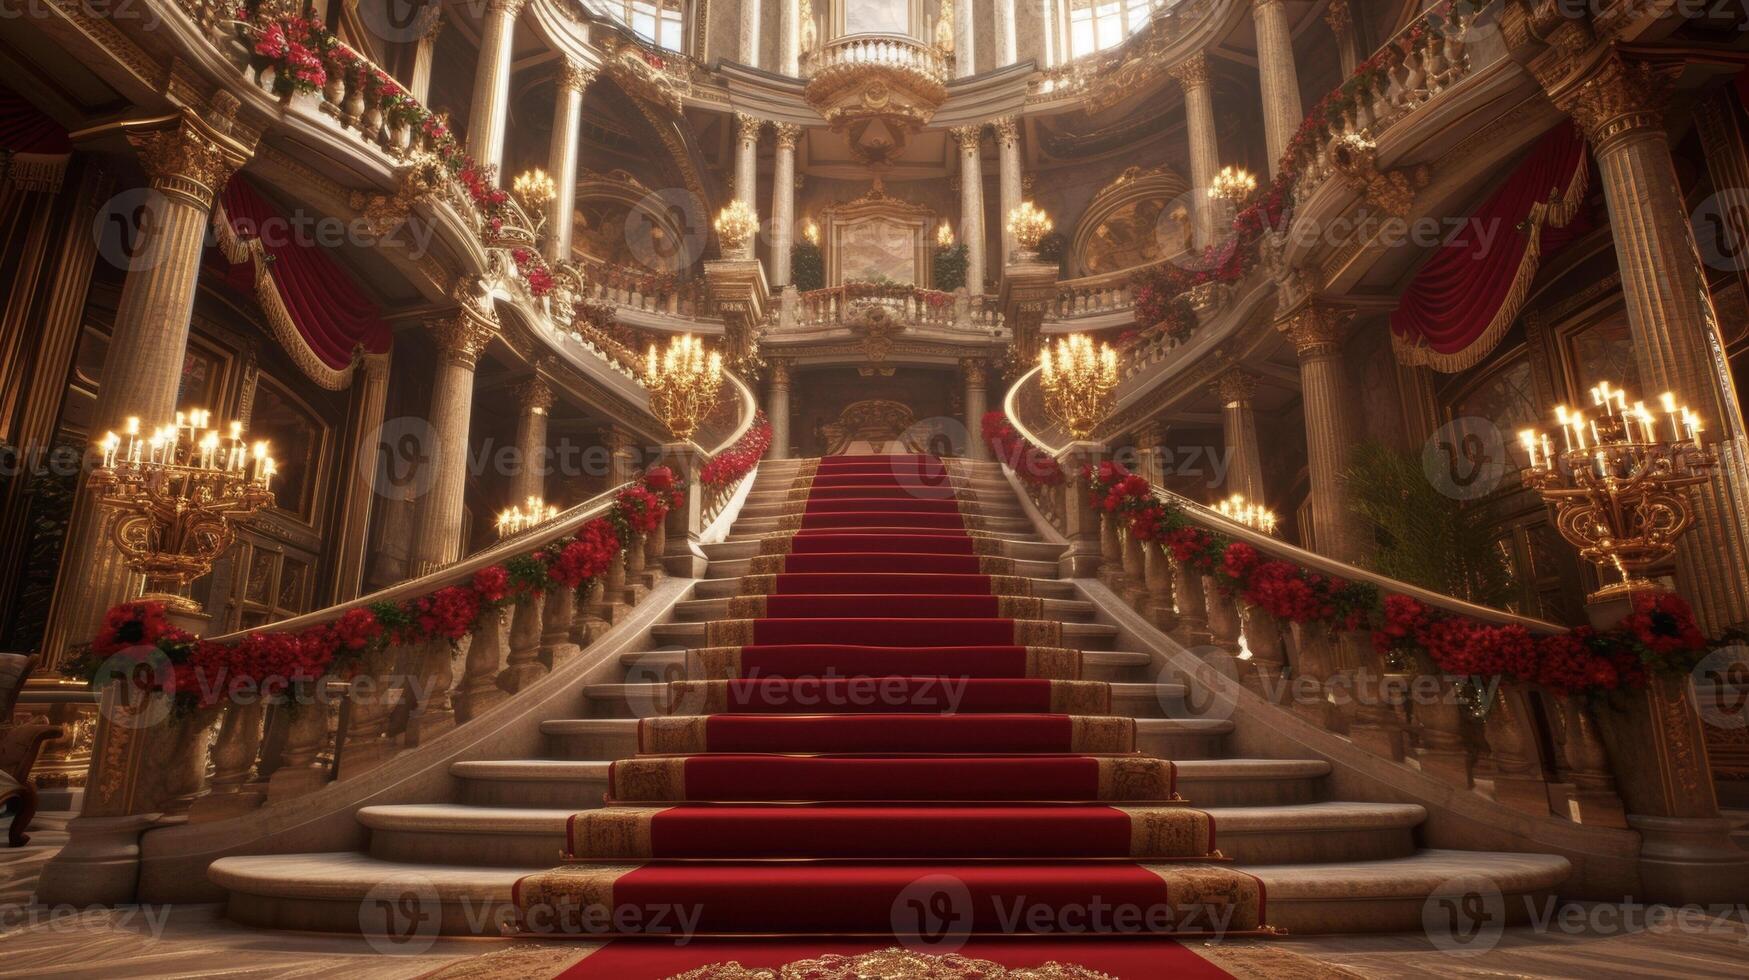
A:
[790, 240, 824, 292]
[933, 243, 968, 292]
[1036, 231, 1067, 269]
[1342, 441, 1514, 608]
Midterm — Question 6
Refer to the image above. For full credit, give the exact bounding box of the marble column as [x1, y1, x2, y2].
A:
[331, 353, 393, 602]
[1324, 0, 1360, 76]
[409, 12, 445, 105]
[780, 0, 800, 75]
[770, 123, 801, 287]
[954, 124, 986, 295]
[1543, 46, 1749, 631]
[410, 311, 497, 576]
[545, 61, 593, 264]
[466, 0, 523, 178]
[962, 358, 990, 460]
[1211, 368, 1265, 502]
[1696, 88, 1749, 304]
[41, 106, 252, 655]
[740, 0, 763, 68]
[511, 376, 555, 504]
[1277, 301, 1364, 563]
[1133, 422, 1167, 487]
[1169, 53, 1221, 249]
[1252, 0, 1303, 178]
[994, 116, 1023, 267]
[994, 0, 1017, 67]
[955, 0, 976, 78]
[734, 113, 762, 208]
[767, 358, 792, 460]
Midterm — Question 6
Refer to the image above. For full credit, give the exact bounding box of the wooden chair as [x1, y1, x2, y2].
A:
[0, 654, 63, 847]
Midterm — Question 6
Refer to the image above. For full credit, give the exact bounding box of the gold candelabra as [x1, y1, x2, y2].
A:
[714, 200, 759, 258]
[642, 334, 725, 442]
[936, 221, 955, 248]
[1520, 380, 1716, 602]
[1208, 166, 1258, 207]
[1006, 201, 1053, 254]
[1213, 493, 1279, 534]
[497, 496, 561, 538]
[91, 411, 277, 613]
[1038, 334, 1117, 441]
[511, 168, 557, 233]
[804, 219, 821, 246]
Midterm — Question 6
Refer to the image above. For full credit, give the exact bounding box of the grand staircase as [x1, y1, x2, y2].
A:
[210, 455, 1569, 939]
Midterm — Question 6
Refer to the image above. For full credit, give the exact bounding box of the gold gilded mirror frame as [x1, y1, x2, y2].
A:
[821, 180, 936, 286]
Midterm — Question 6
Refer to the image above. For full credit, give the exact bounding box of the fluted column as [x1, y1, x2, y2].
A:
[740, 0, 763, 68]
[466, 0, 524, 178]
[780, 0, 801, 75]
[1211, 369, 1265, 502]
[410, 312, 496, 575]
[771, 123, 800, 287]
[1133, 422, 1167, 487]
[1324, 0, 1359, 76]
[1252, 0, 1303, 177]
[767, 358, 792, 460]
[1170, 53, 1221, 248]
[545, 61, 593, 264]
[954, 124, 986, 295]
[734, 113, 762, 208]
[41, 106, 253, 654]
[962, 358, 989, 460]
[410, 13, 445, 105]
[994, 0, 1017, 67]
[1541, 45, 1749, 631]
[1277, 302, 1363, 562]
[510, 376, 555, 504]
[955, 0, 976, 78]
[332, 353, 393, 602]
[994, 116, 1022, 266]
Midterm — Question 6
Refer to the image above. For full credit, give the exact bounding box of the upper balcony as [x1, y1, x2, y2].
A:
[801, 33, 951, 130]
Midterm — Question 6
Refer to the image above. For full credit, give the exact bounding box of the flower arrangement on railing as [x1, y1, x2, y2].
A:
[982, 412, 1062, 487]
[251, 17, 327, 95]
[1078, 456, 1717, 701]
[806, 281, 956, 310]
[700, 411, 772, 489]
[68, 468, 683, 713]
[511, 247, 555, 297]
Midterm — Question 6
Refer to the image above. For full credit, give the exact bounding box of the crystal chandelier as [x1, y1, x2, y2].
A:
[1038, 334, 1117, 441]
[497, 496, 561, 538]
[1213, 493, 1279, 534]
[1208, 166, 1258, 207]
[92, 411, 277, 613]
[1520, 380, 1716, 602]
[642, 334, 725, 442]
[1006, 201, 1053, 254]
[714, 200, 758, 258]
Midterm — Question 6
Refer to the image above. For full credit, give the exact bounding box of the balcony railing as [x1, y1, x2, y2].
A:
[802, 33, 951, 83]
[789, 283, 1005, 333]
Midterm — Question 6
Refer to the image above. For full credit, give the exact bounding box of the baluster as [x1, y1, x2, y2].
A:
[541, 587, 580, 668]
[572, 576, 612, 644]
[591, 548, 632, 626]
[457, 608, 509, 721]
[1170, 560, 1211, 646]
[1097, 513, 1125, 591]
[1479, 683, 1551, 816]
[403, 638, 457, 745]
[1287, 625, 1340, 730]
[1342, 630, 1406, 761]
[339, 644, 402, 778]
[1118, 529, 1147, 610]
[1237, 602, 1285, 698]
[1205, 588, 1241, 655]
[189, 701, 267, 822]
[499, 595, 548, 693]
[1143, 541, 1178, 632]
[625, 531, 653, 598]
[267, 683, 333, 801]
[1546, 692, 1629, 827]
[1403, 651, 1472, 787]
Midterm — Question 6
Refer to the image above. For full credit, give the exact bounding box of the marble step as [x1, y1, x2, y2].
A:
[691, 574, 1078, 601]
[648, 619, 1121, 651]
[670, 595, 1099, 624]
[208, 849, 1572, 936]
[728, 515, 1040, 537]
[702, 537, 1065, 563]
[534, 716, 1229, 761]
[577, 679, 1187, 720]
[615, 648, 1159, 685]
[703, 553, 1062, 581]
[353, 800, 1427, 868]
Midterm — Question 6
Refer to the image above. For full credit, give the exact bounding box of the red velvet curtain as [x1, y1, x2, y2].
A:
[1390, 121, 1590, 371]
[218, 177, 391, 373]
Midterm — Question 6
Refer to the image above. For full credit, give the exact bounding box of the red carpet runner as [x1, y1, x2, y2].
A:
[513, 454, 1267, 943]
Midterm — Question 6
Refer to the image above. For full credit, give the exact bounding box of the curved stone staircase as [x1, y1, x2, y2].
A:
[209, 455, 1570, 937]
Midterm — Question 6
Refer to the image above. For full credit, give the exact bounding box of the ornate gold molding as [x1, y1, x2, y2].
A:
[772, 122, 803, 150]
[1275, 299, 1353, 359]
[430, 310, 498, 369]
[126, 101, 255, 210]
[513, 375, 556, 414]
[558, 59, 597, 94]
[1166, 51, 1209, 90]
[1211, 368, 1259, 405]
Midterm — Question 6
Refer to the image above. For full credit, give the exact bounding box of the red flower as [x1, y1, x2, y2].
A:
[1622, 591, 1708, 658]
[472, 565, 511, 604]
[91, 601, 183, 657]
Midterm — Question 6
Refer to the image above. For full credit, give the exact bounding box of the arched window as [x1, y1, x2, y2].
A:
[597, 0, 685, 51]
[1066, 0, 1162, 58]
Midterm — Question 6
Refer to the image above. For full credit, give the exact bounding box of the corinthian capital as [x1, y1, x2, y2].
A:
[125, 108, 254, 210]
[487, 0, 528, 15]
[772, 122, 803, 150]
[1548, 49, 1670, 152]
[559, 59, 598, 94]
[951, 124, 984, 151]
[1274, 301, 1352, 359]
[514, 375, 557, 414]
[431, 310, 498, 368]
[991, 116, 1020, 149]
[1323, 0, 1350, 34]
[1210, 368, 1259, 405]
[1167, 52, 1209, 91]
[736, 112, 766, 144]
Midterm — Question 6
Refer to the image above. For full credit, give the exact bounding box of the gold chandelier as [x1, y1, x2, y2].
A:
[642, 334, 725, 442]
[1038, 334, 1117, 441]
[497, 496, 561, 538]
[714, 200, 758, 258]
[512, 167, 557, 233]
[1006, 201, 1053, 253]
[1520, 381, 1716, 602]
[92, 411, 277, 613]
[1208, 166, 1258, 207]
[1213, 493, 1279, 534]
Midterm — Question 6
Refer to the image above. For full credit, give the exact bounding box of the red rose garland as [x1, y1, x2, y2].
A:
[701, 412, 773, 489]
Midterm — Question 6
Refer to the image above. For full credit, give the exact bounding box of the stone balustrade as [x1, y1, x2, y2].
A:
[792, 284, 1004, 333]
[802, 33, 951, 83]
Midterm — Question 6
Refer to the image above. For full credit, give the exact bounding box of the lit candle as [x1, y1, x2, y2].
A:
[1661, 392, 1680, 441]
[101, 432, 118, 468]
[1571, 411, 1587, 451]
[262, 458, 276, 492]
[1554, 406, 1572, 451]
[1519, 430, 1539, 469]
[1541, 434, 1554, 467]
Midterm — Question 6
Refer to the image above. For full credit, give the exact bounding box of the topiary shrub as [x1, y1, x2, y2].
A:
[933, 243, 968, 292]
[790, 240, 824, 291]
